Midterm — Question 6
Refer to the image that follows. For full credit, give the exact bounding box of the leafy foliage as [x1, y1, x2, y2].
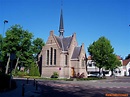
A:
[32, 38, 45, 61]
[51, 72, 59, 78]
[29, 63, 40, 76]
[0, 24, 45, 75]
[105, 54, 121, 70]
[88, 36, 121, 74]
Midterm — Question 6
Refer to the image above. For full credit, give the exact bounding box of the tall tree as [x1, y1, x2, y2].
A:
[3, 25, 22, 74]
[3, 24, 45, 75]
[88, 36, 115, 75]
[15, 30, 33, 72]
[0, 34, 3, 61]
[3, 25, 33, 74]
[105, 54, 121, 76]
[32, 38, 45, 61]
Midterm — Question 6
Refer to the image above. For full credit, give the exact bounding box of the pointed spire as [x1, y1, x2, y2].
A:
[59, 9, 64, 37]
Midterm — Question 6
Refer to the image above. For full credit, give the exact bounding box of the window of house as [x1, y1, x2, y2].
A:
[88, 63, 92, 67]
[54, 49, 56, 65]
[65, 55, 67, 65]
[50, 47, 53, 65]
[105, 71, 109, 74]
[92, 62, 96, 66]
[47, 50, 49, 65]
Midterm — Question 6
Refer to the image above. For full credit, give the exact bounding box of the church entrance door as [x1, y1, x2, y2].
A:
[71, 67, 75, 77]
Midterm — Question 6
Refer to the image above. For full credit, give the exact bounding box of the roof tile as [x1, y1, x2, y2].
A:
[123, 58, 130, 66]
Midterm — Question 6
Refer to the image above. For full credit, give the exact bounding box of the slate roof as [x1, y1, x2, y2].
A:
[71, 47, 81, 59]
[54, 35, 81, 60]
[55, 35, 72, 51]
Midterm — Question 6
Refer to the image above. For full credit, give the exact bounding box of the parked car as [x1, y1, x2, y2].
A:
[88, 72, 103, 78]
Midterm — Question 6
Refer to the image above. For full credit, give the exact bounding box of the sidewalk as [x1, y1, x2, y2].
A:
[0, 78, 41, 97]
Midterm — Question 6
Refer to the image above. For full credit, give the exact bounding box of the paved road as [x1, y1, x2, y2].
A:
[0, 77, 130, 97]
[0, 78, 41, 97]
[38, 77, 130, 97]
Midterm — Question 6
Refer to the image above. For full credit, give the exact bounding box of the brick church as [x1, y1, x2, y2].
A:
[38, 9, 87, 78]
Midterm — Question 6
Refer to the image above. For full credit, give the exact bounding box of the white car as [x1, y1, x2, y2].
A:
[88, 73, 103, 78]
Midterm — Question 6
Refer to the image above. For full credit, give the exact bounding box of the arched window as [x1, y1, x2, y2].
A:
[50, 47, 53, 65]
[54, 49, 56, 65]
[47, 50, 49, 65]
[65, 55, 67, 65]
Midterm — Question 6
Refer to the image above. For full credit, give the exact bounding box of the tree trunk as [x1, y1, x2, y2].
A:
[14, 57, 19, 73]
[5, 54, 10, 74]
[99, 68, 101, 75]
[102, 69, 105, 78]
[110, 69, 114, 77]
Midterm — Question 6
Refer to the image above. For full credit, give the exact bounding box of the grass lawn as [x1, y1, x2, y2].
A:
[19, 75, 106, 81]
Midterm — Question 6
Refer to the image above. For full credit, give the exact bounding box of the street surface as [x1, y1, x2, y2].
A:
[0, 77, 130, 97]
[38, 77, 130, 97]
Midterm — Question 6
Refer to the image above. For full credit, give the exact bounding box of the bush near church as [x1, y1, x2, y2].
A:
[51, 72, 59, 78]
[29, 63, 40, 76]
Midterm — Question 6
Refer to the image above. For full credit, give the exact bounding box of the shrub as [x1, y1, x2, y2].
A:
[17, 71, 27, 77]
[72, 72, 85, 79]
[51, 72, 59, 78]
[29, 63, 40, 76]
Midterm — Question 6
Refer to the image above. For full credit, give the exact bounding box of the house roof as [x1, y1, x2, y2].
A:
[87, 56, 92, 60]
[55, 35, 72, 51]
[71, 47, 81, 59]
[116, 55, 122, 60]
[123, 58, 130, 66]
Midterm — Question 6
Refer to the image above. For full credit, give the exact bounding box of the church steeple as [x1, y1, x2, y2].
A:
[59, 9, 64, 37]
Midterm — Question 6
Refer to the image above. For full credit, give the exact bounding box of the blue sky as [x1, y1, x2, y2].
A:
[0, 0, 130, 59]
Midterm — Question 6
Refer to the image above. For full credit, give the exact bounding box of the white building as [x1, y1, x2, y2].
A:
[123, 58, 130, 76]
[87, 55, 124, 77]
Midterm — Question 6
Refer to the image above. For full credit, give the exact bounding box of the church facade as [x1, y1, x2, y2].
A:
[38, 10, 87, 78]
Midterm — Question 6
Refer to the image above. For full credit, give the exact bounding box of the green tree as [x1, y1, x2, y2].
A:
[0, 34, 3, 61]
[29, 62, 40, 76]
[2, 24, 45, 75]
[88, 36, 116, 75]
[105, 54, 121, 76]
[3, 25, 33, 74]
[32, 38, 45, 61]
